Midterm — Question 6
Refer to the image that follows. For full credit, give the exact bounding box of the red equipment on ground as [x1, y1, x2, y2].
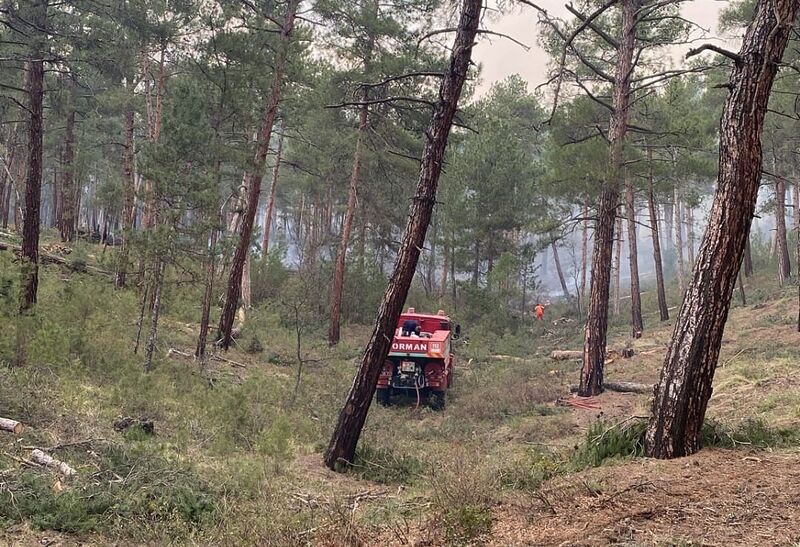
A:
[375, 308, 460, 410]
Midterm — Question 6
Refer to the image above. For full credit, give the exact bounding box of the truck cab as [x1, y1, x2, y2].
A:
[376, 308, 457, 410]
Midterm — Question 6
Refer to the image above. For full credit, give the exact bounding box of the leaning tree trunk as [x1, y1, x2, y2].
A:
[625, 175, 643, 338]
[218, 0, 299, 350]
[20, 2, 46, 313]
[329, 103, 368, 346]
[647, 149, 669, 321]
[775, 178, 791, 284]
[324, 0, 481, 470]
[645, 0, 799, 459]
[580, 0, 637, 397]
[261, 126, 284, 258]
[116, 104, 136, 288]
[552, 240, 572, 305]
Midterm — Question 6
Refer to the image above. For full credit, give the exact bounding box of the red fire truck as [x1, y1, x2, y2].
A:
[376, 308, 459, 410]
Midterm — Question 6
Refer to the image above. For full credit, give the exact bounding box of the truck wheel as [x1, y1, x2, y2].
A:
[376, 389, 391, 407]
[430, 390, 446, 411]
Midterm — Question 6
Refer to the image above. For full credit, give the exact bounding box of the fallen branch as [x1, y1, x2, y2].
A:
[550, 350, 582, 360]
[569, 381, 653, 394]
[169, 347, 248, 369]
[0, 417, 23, 435]
[30, 449, 76, 477]
[604, 381, 653, 394]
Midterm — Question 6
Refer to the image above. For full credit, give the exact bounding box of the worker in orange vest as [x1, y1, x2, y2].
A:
[534, 303, 545, 321]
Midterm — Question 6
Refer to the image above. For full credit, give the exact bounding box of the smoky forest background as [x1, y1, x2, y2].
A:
[1, 0, 800, 545]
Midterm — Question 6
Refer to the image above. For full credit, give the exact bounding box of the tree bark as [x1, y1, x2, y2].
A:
[116, 104, 136, 287]
[647, 149, 669, 321]
[625, 175, 643, 338]
[20, 1, 46, 313]
[261, 125, 284, 258]
[775, 178, 791, 284]
[329, 103, 368, 346]
[218, 0, 299, 350]
[645, 0, 798, 459]
[324, 0, 481, 470]
[580, 0, 637, 397]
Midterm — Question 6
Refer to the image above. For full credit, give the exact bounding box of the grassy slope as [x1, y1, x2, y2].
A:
[1, 237, 799, 545]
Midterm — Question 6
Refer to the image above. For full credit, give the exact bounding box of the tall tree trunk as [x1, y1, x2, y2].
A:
[51, 167, 59, 229]
[626, 176, 643, 338]
[324, 0, 481, 470]
[218, 0, 299, 350]
[674, 190, 685, 292]
[552, 240, 572, 304]
[20, 1, 46, 313]
[196, 225, 218, 360]
[116, 104, 136, 287]
[60, 109, 76, 243]
[580, 197, 589, 310]
[261, 126, 284, 258]
[328, 103, 367, 345]
[141, 44, 166, 232]
[580, 0, 637, 397]
[663, 198, 674, 252]
[439, 234, 449, 301]
[613, 216, 623, 316]
[144, 260, 165, 372]
[645, 0, 798, 459]
[647, 149, 669, 321]
[775, 178, 791, 284]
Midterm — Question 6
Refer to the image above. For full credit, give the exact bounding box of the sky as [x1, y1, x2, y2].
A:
[472, 0, 732, 94]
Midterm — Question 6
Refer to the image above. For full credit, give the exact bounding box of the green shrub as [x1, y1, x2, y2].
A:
[571, 419, 647, 468]
[350, 443, 423, 485]
[498, 449, 562, 491]
[0, 443, 217, 537]
[703, 418, 800, 449]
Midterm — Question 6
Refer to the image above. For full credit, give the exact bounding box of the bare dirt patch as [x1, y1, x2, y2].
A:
[489, 448, 800, 546]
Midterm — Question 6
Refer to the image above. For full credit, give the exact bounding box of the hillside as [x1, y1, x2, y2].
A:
[2, 247, 799, 546]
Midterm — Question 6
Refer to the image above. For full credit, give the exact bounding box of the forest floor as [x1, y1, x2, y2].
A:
[1, 239, 800, 545]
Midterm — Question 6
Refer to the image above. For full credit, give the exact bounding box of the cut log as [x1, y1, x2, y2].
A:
[0, 417, 23, 434]
[551, 350, 582, 360]
[30, 449, 76, 477]
[605, 381, 653, 394]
